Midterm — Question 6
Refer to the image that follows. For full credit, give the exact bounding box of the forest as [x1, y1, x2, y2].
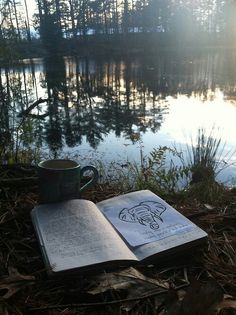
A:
[0, 0, 236, 58]
[0, 2, 236, 315]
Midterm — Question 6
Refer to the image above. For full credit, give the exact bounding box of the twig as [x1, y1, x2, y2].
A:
[29, 283, 189, 312]
[17, 98, 48, 118]
[29, 288, 168, 311]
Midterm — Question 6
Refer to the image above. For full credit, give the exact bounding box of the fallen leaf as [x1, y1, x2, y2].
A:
[117, 267, 170, 289]
[0, 267, 35, 299]
[215, 296, 236, 314]
[87, 267, 169, 299]
[204, 204, 215, 210]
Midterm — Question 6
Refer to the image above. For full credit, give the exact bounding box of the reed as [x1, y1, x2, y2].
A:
[186, 128, 224, 183]
[184, 127, 233, 203]
[107, 128, 235, 203]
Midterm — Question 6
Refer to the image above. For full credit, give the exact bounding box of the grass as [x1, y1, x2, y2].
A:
[95, 128, 235, 205]
[1, 127, 235, 205]
[183, 128, 235, 203]
[186, 128, 226, 182]
[1, 171, 236, 314]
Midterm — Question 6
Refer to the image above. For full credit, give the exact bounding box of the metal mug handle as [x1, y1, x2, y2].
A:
[79, 166, 99, 194]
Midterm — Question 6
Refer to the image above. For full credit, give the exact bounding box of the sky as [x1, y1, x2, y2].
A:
[25, 0, 37, 20]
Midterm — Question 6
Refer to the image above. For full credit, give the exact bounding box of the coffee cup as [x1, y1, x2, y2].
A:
[38, 159, 99, 203]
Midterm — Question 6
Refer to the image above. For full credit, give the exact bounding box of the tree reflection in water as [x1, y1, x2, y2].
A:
[1, 50, 236, 162]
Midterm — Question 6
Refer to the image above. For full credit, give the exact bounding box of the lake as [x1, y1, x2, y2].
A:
[1, 49, 236, 184]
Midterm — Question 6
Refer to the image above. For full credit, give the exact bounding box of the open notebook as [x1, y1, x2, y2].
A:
[31, 190, 207, 275]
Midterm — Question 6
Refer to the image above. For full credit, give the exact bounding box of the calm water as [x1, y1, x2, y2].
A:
[1, 50, 236, 183]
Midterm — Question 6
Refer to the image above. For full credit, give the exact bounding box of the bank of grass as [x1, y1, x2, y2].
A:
[1, 128, 235, 206]
[96, 129, 235, 205]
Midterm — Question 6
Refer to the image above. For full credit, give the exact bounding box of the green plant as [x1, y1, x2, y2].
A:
[187, 128, 223, 182]
[101, 128, 234, 204]
[184, 128, 232, 203]
[93, 142, 191, 197]
[130, 146, 190, 196]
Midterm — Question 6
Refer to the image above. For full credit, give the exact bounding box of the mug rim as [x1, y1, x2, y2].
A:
[38, 159, 79, 170]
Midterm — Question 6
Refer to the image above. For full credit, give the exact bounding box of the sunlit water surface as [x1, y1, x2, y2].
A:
[2, 53, 236, 184]
[63, 90, 236, 184]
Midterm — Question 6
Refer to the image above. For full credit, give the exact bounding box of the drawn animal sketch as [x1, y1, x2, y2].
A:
[119, 201, 166, 230]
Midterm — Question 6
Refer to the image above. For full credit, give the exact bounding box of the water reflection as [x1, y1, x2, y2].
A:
[1, 50, 236, 165]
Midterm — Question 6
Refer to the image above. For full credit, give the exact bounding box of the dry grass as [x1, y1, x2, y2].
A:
[0, 165, 236, 315]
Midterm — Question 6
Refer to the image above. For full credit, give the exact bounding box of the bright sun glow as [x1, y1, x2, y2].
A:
[25, 0, 37, 21]
[160, 89, 236, 147]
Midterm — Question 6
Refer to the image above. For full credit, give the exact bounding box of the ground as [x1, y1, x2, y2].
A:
[0, 165, 235, 315]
